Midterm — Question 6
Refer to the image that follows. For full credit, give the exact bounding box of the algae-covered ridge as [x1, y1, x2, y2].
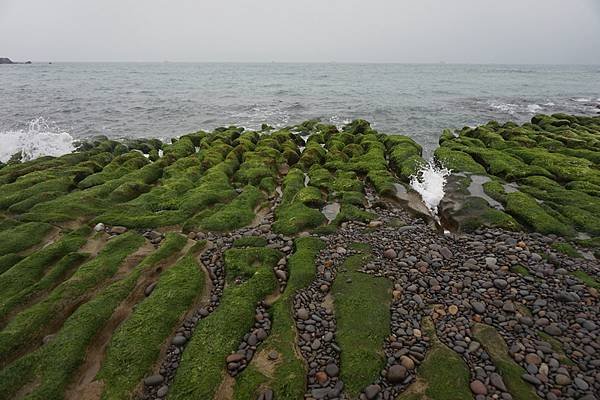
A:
[0, 115, 598, 400]
[437, 114, 600, 243]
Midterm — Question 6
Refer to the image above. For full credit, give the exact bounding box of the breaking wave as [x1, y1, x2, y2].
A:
[0, 117, 75, 163]
[410, 160, 451, 218]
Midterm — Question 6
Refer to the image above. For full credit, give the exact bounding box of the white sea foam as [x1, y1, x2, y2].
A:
[409, 161, 451, 217]
[527, 104, 542, 113]
[573, 97, 591, 103]
[490, 102, 518, 114]
[0, 117, 75, 163]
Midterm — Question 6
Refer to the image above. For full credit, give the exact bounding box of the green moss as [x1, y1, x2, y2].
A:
[108, 181, 152, 202]
[0, 234, 174, 400]
[187, 185, 264, 232]
[434, 147, 487, 174]
[399, 155, 426, 181]
[308, 166, 333, 189]
[398, 317, 471, 400]
[0, 252, 88, 322]
[0, 222, 53, 256]
[0, 228, 89, 305]
[259, 176, 276, 194]
[452, 197, 521, 232]
[385, 135, 423, 178]
[465, 147, 553, 181]
[515, 177, 600, 235]
[570, 270, 599, 289]
[332, 171, 362, 193]
[78, 152, 149, 189]
[224, 247, 282, 283]
[0, 232, 144, 364]
[342, 119, 372, 135]
[511, 265, 531, 277]
[482, 180, 508, 204]
[465, 126, 507, 148]
[296, 186, 324, 207]
[23, 162, 163, 223]
[233, 236, 268, 248]
[168, 247, 280, 400]
[0, 177, 74, 210]
[565, 181, 600, 197]
[333, 246, 391, 397]
[473, 323, 541, 400]
[536, 332, 575, 367]
[273, 169, 326, 234]
[336, 191, 366, 206]
[98, 237, 201, 400]
[366, 170, 396, 196]
[7, 191, 64, 214]
[505, 192, 573, 236]
[551, 242, 581, 258]
[510, 147, 600, 185]
[233, 237, 325, 399]
[0, 254, 23, 275]
[332, 203, 376, 226]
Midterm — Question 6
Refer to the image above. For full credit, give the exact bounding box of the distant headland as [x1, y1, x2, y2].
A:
[0, 57, 32, 64]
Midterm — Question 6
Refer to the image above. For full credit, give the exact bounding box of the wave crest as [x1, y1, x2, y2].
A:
[0, 117, 75, 163]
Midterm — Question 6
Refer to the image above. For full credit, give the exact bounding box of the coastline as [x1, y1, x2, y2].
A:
[0, 115, 598, 399]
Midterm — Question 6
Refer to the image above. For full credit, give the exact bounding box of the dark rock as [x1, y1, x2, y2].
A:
[364, 384, 381, 400]
[144, 374, 164, 386]
[387, 364, 407, 383]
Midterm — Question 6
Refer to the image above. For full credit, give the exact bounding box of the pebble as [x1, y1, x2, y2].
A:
[144, 375, 164, 386]
[387, 364, 407, 383]
[470, 380, 487, 395]
[364, 384, 381, 400]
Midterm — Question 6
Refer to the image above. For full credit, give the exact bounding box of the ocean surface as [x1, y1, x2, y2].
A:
[1, 63, 599, 162]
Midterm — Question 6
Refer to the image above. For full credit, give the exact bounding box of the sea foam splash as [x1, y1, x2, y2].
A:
[0, 118, 75, 163]
[410, 160, 451, 217]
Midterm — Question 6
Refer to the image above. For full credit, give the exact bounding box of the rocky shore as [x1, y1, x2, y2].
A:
[0, 116, 597, 400]
[0, 57, 32, 64]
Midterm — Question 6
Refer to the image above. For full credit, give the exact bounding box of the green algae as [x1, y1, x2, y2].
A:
[186, 185, 264, 232]
[0, 232, 144, 366]
[434, 146, 486, 174]
[333, 244, 391, 397]
[168, 247, 281, 400]
[0, 228, 89, 306]
[505, 192, 573, 236]
[233, 237, 325, 400]
[398, 317, 472, 400]
[473, 323, 541, 400]
[439, 114, 600, 240]
[0, 222, 54, 257]
[98, 235, 201, 400]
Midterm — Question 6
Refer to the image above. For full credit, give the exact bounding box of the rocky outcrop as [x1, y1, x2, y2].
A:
[0, 57, 32, 64]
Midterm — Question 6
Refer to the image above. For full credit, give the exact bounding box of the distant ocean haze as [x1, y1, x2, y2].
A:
[1, 62, 599, 162]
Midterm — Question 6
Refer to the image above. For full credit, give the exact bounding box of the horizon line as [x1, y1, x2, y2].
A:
[6, 60, 600, 66]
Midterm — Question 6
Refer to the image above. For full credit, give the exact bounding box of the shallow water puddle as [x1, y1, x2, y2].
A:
[467, 175, 503, 210]
[503, 182, 519, 193]
[321, 202, 340, 223]
[304, 173, 310, 187]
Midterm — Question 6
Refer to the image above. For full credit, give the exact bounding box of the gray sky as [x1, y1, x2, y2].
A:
[1, 0, 599, 63]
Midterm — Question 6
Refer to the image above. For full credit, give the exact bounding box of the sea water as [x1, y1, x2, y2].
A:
[1, 63, 599, 161]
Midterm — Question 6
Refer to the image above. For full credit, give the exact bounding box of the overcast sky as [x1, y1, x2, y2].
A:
[1, 0, 599, 64]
